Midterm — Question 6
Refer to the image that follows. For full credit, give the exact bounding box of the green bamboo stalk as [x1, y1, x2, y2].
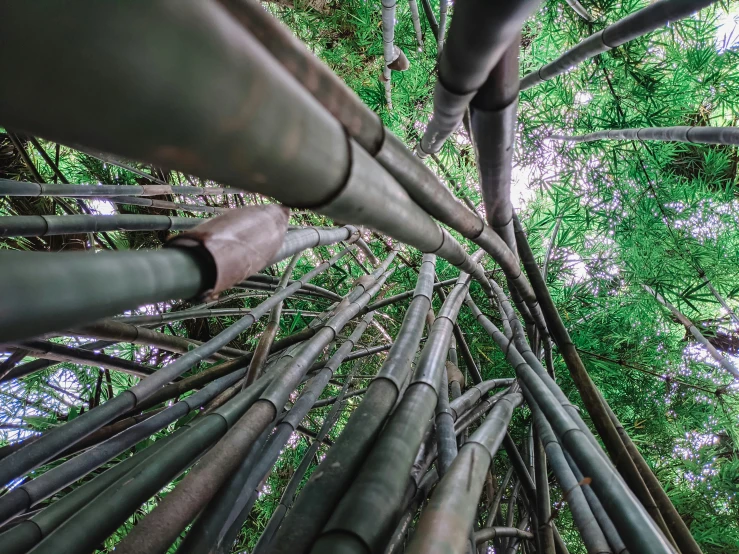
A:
[113, 265, 393, 554]
[269, 255, 436, 554]
[0, 178, 241, 197]
[417, 0, 541, 156]
[406, 389, 524, 554]
[0, 213, 201, 237]
[551, 125, 739, 146]
[313, 264, 478, 554]
[520, 0, 718, 90]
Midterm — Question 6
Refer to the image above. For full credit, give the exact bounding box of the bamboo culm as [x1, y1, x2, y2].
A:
[0, 178, 242, 197]
[550, 125, 739, 147]
[269, 255, 436, 554]
[520, 0, 719, 90]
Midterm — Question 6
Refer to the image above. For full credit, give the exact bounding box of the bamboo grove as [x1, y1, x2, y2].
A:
[0, 0, 737, 553]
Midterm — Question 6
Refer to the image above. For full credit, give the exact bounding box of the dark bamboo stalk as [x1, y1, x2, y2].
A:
[520, 0, 718, 90]
[406, 389, 524, 553]
[8, 340, 155, 378]
[1, 340, 115, 383]
[417, 0, 541, 156]
[437, 0, 448, 51]
[434, 357, 457, 477]
[474, 527, 535, 545]
[408, 0, 424, 49]
[312, 263, 478, 553]
[564, 0, 594, 21]
[420, 0, 439, 39]
[310, 386, 367, 408]
[0, 213, 201, 238]
[269, 255, 436, 554]
[534, 427, 555, 554]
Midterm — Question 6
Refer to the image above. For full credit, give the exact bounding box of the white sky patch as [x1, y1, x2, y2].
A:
[574, 91, 593, 105]
[87, 199, 116, 215]
[511, 163, 537, 209]
[715, 5, 739, 53]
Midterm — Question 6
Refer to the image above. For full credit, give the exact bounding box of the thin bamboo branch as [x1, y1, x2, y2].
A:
[0, 178, 241, 197]
[564, 0, 594, 21]
[520, 0, 718, 90]
[550, 125, 739, 147]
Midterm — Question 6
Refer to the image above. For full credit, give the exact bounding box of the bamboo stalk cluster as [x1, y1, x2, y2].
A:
[0, 0, 728, 552]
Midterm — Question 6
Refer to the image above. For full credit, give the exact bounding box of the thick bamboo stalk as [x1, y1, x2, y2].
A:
[520, 0, 718, 90]
[0, 213, 201, 237]
[113, 267, 392, 554]
[437, 0, 448, 51]
[7, 340, 155, 378]
[406, 389, 524, 554]
[644, 285, 739, 378]
[551, 125, 739, 146]
[178, 315, 374, 553]
[313, 265, 477, 553]
[465, 298, 675, 554]
[434, 358, 457, 477]
[269, 255, 436, 554]
[512, 215, 681, 548]
[0, 178, 241, 197]
[470, 37, 520, 251]
[417, 0, 541, 156]
[0, 240, 343, 489]
[0, 206, 288, 342]
[420, 0, 439, 38]
[534, 426, 556, 554]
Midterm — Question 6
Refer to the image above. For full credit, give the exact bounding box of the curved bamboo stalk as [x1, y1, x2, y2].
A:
[312, 264, 477, 553]
[417, 0, 541, 156]
[0, 178, 241, 197]
[564, 0, 594, 21]
[0, 213, 201, 237]
[112, 265, 393, 554]
[550, 125, 739, 146]
[1, 340, 116, 383]
[643, 285, 739, 379]
[7, 340, 155, 378]
[0, 242, 346, 489]
[406, 389, 524, 554]
[474, 526, 535, 545]
[269, 255, 436, 554]
[520, 0, 718, 90]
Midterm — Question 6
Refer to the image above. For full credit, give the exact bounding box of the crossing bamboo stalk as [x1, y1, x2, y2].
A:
[406, 389, 524, 554]
[474, 527, 535, 545]
[520, 0, 719, 90]
[313, 262, 479, 554]
[268, 255, 436, 554]
[113, 265, 393, 554]
[550, 125, 739, 146]
[178, 314, 374, 553]
[564, 0, 594, 21]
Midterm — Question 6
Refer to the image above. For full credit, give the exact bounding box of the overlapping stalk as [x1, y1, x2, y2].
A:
[268, 254, 436, 554]
[520, 0, 718, 90]
[0, 214, 201, 237]
[0, 178, 241, 197]
[112, 260, 394, 553]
